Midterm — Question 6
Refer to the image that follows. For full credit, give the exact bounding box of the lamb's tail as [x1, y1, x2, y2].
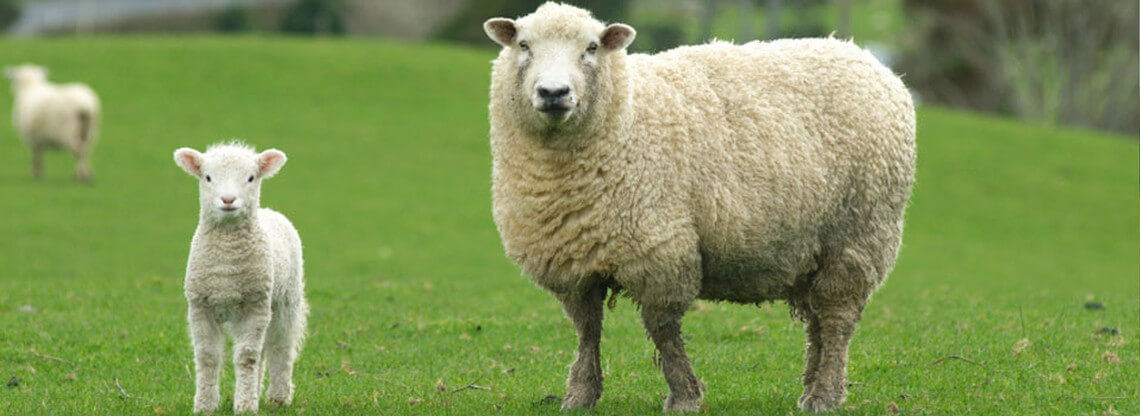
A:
[76, 110, 92, 143]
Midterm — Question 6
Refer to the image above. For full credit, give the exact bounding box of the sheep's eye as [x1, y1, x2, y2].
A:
[248, 175, 255, 183]
[586, 42, 598, 54]
[205, 175, 211, 182]
[518, 41, 530, 51]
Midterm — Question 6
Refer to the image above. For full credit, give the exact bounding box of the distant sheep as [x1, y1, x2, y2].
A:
[4, 64, 100, 182]
[174, 143, 308, 414]
[484, 3, 915, 413]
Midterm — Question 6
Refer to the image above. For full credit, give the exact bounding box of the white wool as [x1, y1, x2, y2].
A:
[5, 64, 100, 181]
[173, 142, 308, 413]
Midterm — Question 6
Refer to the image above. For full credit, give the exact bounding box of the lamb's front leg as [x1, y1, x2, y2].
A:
[189, 303, 224, 413]
[558, 283, 607, 410]
[232, 299, 271, 413]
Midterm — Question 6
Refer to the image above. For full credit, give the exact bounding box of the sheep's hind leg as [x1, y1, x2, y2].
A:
[189, 303, 224, 413]
[558, 283, 606, 410]
[266, 299, 306, 407]
[642, 303, 703, 412]
[232, 300, 271, 413]
[73, 149, 92, 183]
[798, 260, 868, 412]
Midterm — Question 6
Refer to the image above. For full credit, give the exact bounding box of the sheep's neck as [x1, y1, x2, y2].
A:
[198, 211, 260, 237]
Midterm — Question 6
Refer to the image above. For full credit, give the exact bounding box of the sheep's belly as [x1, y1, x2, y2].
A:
[695, 238, 819, 304]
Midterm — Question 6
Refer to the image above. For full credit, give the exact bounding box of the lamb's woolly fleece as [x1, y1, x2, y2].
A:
[5, 64, 100, 181]
[176, 143, 308, 413]
[487, 2, 915, 412]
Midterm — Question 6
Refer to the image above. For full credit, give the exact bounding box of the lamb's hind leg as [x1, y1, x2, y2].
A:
[232, 300, 271, 413]
[798, 257, 870, 412]
[558, 283, 606, 410]
[265, 298, 307, 407]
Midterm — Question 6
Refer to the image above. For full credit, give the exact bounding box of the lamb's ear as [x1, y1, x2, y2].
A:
[257, 149, 287, 179]
[173, 148, 205, 178]
[484, 18, 517, 47]
[601, 23, 636, 51]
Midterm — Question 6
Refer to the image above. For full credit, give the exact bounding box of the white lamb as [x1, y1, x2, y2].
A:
[4, 64, 100, 182]
[174, 142, 308, 413]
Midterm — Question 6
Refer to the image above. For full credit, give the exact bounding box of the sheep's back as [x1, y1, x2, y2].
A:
[625, 38, 915, 295]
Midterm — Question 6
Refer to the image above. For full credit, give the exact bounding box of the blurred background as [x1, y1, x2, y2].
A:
[1, 0, 1136, 135]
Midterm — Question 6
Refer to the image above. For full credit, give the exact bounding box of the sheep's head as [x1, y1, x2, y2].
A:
[485, 2, 635, 135]
[3, 64, 48, 91]
[174, 143, 286, 225]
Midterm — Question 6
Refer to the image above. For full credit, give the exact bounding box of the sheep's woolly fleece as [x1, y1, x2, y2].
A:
[6, 64, 100, 180]
[487, 2, 915, 412]
[176, 142, 308, 413]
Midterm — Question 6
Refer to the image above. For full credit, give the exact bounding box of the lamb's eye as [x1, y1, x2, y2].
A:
[205, 175, 211, 182]
[518, 41, 530, 51]
[586, 42, 598, 54]
[248, 175, 255, 183]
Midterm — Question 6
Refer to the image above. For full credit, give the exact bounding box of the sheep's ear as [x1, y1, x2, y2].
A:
[173, 148, 205, 178]
[257, 149, 287, 179]
[484, 18, 517, 47]
[601, 23, 636, 51]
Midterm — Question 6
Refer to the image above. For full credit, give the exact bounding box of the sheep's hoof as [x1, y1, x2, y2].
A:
[663, 394, 702, 413]
[559, 393, 599, 411]
[267, 396, 292, 407]
[797, 391, 845, 412]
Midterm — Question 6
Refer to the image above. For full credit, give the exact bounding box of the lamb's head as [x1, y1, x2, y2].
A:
[3, 64, 48, 92]
[174, 143, 286, 225]
[485, 2, 635, 135]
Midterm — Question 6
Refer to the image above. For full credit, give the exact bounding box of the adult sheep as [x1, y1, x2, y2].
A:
[484, 3, 915, 413]
[4, 64, 100, 182]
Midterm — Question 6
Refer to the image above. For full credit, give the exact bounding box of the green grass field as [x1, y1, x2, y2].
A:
[0, 37, 1136, 415]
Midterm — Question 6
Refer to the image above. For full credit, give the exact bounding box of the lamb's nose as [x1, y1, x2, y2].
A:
[221, 196, 236, 205]
[536, 84, 570, 99]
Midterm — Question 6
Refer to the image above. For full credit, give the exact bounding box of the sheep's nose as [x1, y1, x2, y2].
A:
[536, 84, 570, 99]
[220, 196, 236, 205]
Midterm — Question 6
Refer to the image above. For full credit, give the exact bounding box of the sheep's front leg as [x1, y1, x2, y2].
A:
[642, 303, 703, 412]
[189, 303, 224, 413]
[31, 144, 44, 180]
[558, 283, 607, 410]
[232, 300, 271, 413]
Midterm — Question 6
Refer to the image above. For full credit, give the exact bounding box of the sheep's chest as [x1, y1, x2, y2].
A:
[493, 165, 628, 292]
[183, 235, 272, 308]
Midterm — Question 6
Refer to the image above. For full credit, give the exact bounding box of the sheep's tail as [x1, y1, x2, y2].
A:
[76, 110, 92, 143]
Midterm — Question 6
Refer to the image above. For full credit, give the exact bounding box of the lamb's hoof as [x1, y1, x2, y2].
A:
[797, 391, 844, 412]
[663, 394, 702, 413]
[559, 392, 599, 411]
[233, 401, 259, 414]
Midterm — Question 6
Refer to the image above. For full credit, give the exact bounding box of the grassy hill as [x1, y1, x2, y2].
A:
[0, 37, 1135, 415]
